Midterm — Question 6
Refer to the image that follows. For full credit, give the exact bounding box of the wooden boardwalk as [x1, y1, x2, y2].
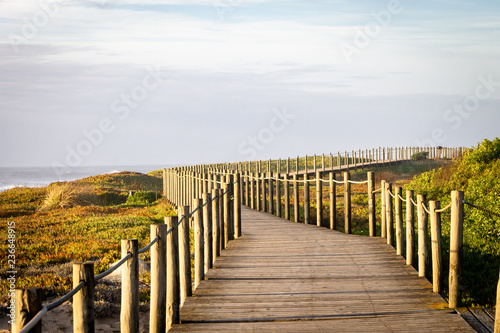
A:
[170, 207, 475, 332]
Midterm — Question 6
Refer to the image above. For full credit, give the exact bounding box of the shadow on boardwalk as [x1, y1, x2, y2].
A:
[171, 207, 474, 332]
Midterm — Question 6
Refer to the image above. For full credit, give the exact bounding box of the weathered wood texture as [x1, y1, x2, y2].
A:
[170, 207, 474, 332]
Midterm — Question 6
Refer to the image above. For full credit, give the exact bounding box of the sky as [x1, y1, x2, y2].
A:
[0, 0, 499, 170]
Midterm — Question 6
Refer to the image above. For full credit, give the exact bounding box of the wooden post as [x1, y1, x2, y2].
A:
[385, 182, 393, 246]
[74, 262, 95, 333]
[395, 186, 403, 254]
[344, 172, 351, 234]
[177, 207, 191, 307]
[316, 171, 323, 227]
[121, 239, 139, 333]
[202, 193, 213, 273]
[218, 189, 224, 253]
[256, 173, 261, 211]
[250, 173, 255, 210]
[304, 174, 310, 224]
[430, 200, 442, 293]
[495, 269, 500, 333]
[275, 173, 281, 218]
[150, 224, 167, 332]
[261, 173, 266, 213]
[165, 216, 180, 330]
[193, 198, 204, 289]
[284, 175, 290, 220]
[212, 189, 220, 260]
[417, 194, 428, 278]
[227, 174, 235, 241]
[449, 190, 464, 309]
[381, 180, 386, 238]
[234, 173, 242, 238]
[329, 172, 336, 230]
[13, 288, 42, 333]
[293, 174, 299, 223]
[268, 173, 273, 214]
[368, 172, 375, 237]
[406, 190, 415, 266]
[245, 172, 249, 206]
[223, 182, 230, 247]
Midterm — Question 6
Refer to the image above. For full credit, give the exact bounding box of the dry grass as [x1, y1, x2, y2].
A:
[39, 183, 93, 211]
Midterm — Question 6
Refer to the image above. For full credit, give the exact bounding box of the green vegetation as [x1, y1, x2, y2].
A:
[0, 171, 175, 307]
[412, 151, 429, 161]
[407, 138, 500, 306]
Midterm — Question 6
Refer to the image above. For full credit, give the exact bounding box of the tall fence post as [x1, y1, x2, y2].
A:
[121, 239, 139, 333]
[395, 186, 403, 254]
[293, 174, 299, 223]
[368, 172, 375, 237]
[150, 224, 167, 333]
[13, 288, 42, 333]
[329, 172, 336, 230]
[165, 216, 180, 330]
[385, 182, 393, 246]
[212, 189, 221, 261]
[275, 172, 281, 218]
[495, 269, 500, 333]
[381, 180, 386, 239]
[304, 174, 310, 224]
[218, 189, 224, 253]
[316, 171, 323, 227]
[406, 190, 415, 266]
[256, 173, 261, 212]
[178, 206, 191, 307]
[449, 190, 464, 309]
[250, 173, 255, 210]
[193, 198, 204, 290]
[233, 173, 242, 238]
[417, 194, 428, 278]
[284, 175, 290, 220]
[430, 200, 442, 293]
[261, 173, 267, 212]
[223, 182, 230, 248]
[344, 171, 351, 234]
[203, 193, 213, 274]
[268, 173, 273, 215]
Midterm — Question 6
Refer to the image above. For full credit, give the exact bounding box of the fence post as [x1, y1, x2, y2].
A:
[218, 189, 224, 253]
[177, 207, 191, 307]
[212, 189, 220, 260]
[223, 182, 230, 248]
[495, 269, 500, 333]
[261, 173, 267, 212]
[275, 172, 281, 218]
[121, 239, 139, 333]
[385, 182, 393, 246]
[368, 172, 375, 237]
[193, 198, 204, 290]
[250, 172, 255, 210]
[381, 180, 386, 239]
[227, 173, 235, 241]
[268, 173, 273, 214]
[395, 186, 403, 254]
[344, 171, 351, 234]
[202, 193, 213, 273]
[304, 174, 310, 224]
[329, 172, 336, 230]
[406, 190, 415, 266]
[449, 190, 464, 309]
[284, 175, 290, 220]
[316, 171, 323, 227]
[13, 288, 42, 333]
[293, 174, 299, 223]
[150, 224, 167, 333]
[165, 216, 180, 330]
[430, 200, 442, 293]
[256, 173, 261, 212]
[417, 194, 428, 278]
[244, 172, 249, 207]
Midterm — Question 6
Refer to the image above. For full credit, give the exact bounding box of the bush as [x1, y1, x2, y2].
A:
[411, 151, 429, 161]
[39, 183, 92, 211]
[125, 191, 161, 205]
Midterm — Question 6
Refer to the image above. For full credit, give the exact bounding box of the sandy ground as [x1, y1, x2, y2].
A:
[0, 301, 151, 333]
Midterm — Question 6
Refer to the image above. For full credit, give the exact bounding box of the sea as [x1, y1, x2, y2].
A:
[0, 165, 172, 192]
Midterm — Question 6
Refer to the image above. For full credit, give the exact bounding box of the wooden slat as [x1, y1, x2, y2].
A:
[170, 207, 475, 332]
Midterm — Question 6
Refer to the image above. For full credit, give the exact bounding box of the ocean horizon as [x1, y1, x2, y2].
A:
[0, 165, 173, 192]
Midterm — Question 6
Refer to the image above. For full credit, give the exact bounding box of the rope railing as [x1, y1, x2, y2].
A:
[463, 200, 500, 218]
[397, 194, 407, 202]
[435, 202, 452, 213]
[95, 253, 132, 281]
[138, 236, 160, 255]
[421, 201, 432, 214]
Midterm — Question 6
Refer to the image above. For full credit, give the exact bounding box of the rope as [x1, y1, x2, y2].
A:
[95, 253, 132, 281]
[189, 206, 199, 217]
[463, 200, 500, 218]
[45, 281, 85, 311]
[421, 202, 431, 215]
[387, 188, 396, 198]
[348, 180, 369, 184]
[18, 306, 48, 333]
[166, 227, 174, 235]
[138, 236, 159, 255]
[410, 197, 418, 207]
[435, 202, 452, 213]
[177, 216, 185, 225]
[397, 194, 407, 202]
[372, 188, 382, 193]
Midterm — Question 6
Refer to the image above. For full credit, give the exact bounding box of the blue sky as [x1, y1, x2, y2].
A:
[0, 0, 499, 170]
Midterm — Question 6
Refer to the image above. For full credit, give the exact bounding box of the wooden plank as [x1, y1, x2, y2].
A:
[170, 207, 475, 332]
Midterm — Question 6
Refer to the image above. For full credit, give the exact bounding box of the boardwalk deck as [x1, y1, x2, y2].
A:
[170, 207, 475, 332]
